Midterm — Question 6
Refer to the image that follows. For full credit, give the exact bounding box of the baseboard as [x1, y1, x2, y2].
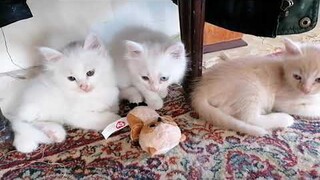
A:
[203, 39, 248, 54]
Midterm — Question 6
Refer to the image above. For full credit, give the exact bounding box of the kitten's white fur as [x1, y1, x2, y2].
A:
[93, 7, 187, 110]
[109, 27, 186, 109]
[192, 39, 320, 136]
[7, 34, 120, 153]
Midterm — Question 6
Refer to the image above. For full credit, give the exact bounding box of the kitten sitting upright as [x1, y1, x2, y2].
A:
[192, 39, 320, 136]
[7, 34, 120, 153]
[92, 6, 187, 110]
[109, 26, 186, 110]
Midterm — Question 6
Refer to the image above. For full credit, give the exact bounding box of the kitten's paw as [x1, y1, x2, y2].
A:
[13, 135, 42, 153]
[278, 114, 294, 128]
[36, 123, 66, 143]
[14, 141, 39, 153]
[44, 127, 66, 143]
[146, 98, 164, 110]
[128, 95, 144, 104]
[257, 113, 294, 130]
[159, 89, 168, 98]
[120, 87, 143, 104]
[270, 113, 294, 129]
[248, 127, 269, 136]
[12, 122, 53, 153]
[291, 106, 320, 118]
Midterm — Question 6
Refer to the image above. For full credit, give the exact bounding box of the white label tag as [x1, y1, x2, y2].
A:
[101, 117, 129, 139]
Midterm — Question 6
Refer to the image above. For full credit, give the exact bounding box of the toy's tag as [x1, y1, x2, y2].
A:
[101, 117, 128, 139]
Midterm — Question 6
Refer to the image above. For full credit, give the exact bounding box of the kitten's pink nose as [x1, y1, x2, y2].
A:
[150, 85, 159, 92]
[80, 84, 91, 92]
[301, 85, 311, 94]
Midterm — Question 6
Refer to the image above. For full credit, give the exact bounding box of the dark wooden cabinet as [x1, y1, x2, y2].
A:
[178, 0, 206, 94]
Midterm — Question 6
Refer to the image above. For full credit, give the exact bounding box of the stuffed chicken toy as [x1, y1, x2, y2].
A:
[126, 106, 186, 156]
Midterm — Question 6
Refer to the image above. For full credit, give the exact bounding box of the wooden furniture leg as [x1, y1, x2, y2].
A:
[178, 0, 206, 94]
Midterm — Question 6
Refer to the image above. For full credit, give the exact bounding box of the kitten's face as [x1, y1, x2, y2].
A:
[284, 43, 320, 95]
[53, 51, 109, 93]
[40, 34, 113, 94]
[286, 65, 320, 95]
[135, 58, 172, 92]
[124, 41, 186, 93]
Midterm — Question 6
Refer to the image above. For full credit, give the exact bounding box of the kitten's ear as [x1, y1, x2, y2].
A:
[124, 40, 144, 59]
[166, 42, 185, 59]
[38, 47, 63, 62]
[83, 33, 105, 51]
[284, 38, 302, 55]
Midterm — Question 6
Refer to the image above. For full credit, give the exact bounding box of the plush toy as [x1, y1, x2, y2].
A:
[127, 106, 186, 156]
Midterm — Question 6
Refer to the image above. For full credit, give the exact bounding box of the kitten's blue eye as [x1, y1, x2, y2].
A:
[160, 76, 169, 81]
[86, 70, 95, 77]
[315, 78, 320, 83]
[141, 76, 149, 81]
[293, 74, 302, 81]
[68, 76, 76, 81]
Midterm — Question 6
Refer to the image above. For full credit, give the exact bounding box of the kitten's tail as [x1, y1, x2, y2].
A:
[192, 94, 268, 136]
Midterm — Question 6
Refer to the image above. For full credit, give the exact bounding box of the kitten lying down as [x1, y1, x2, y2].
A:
[7, 34, 120, 153]
[192, 39, 320, 136]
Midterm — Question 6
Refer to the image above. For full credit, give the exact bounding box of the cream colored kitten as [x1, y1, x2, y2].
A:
[192, 39, 320, 136]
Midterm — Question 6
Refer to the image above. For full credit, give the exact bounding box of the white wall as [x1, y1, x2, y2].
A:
[0, 0, 179, 73]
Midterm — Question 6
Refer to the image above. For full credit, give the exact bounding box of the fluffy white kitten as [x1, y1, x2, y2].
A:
[8, 34, 120, 153]
[108, 26, 186, 110]
[192, 39, 320, 136]
[92, 5, 187, 110]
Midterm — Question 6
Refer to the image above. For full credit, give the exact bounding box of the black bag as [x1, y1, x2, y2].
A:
[0, 0, 33, 27]
[173, 0, 319, 37]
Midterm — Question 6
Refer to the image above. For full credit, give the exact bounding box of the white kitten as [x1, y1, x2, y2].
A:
[8, 34, 120, 153]
[192, 39, 320, 136]
[92, 5, 187, 110]
[108, 26, 186, 110]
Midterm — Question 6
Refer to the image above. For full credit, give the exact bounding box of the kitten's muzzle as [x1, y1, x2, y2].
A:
[79, 84, 92, 92]
[301, 85, 311, 94]
[150, 85, 160, 92]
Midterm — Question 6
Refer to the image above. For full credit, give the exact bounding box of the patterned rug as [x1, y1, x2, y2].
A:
[0, 85, 320, 179]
